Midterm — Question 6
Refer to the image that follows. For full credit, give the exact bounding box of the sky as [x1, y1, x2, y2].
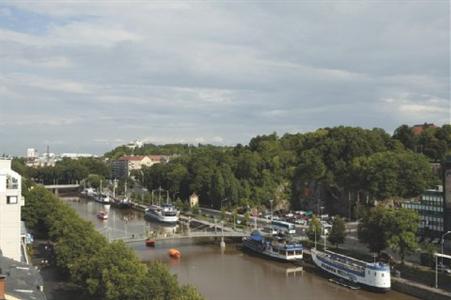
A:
[0, 1, 449, 156]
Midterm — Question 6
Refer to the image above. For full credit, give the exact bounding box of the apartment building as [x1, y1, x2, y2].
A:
[0, 159, 24, 261]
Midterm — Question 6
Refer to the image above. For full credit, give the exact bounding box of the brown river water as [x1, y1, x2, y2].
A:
[57, 198, 417, 300]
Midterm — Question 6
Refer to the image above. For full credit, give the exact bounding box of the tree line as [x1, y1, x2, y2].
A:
[135, 126, 437, 218]
[13, 157, 110, 185]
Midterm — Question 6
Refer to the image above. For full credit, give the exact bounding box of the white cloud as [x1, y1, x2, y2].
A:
[0, 1, 448, 154]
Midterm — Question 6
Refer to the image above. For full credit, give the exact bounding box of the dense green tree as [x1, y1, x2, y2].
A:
[135, 125, 435, 217]
[351, 151, 433, 200]
[328, 216, 346, 248]
[358, 207, 390, 254]
[393, 124, 415, 150]
[385, 208, 419, 264]
[84, 174, 105, 189]
[306, 215, 321, 244]
[358, 206, 420, 260]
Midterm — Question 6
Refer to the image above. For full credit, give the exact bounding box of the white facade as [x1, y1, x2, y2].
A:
[0, 159, 24, 261]
[26, 148, 37, 159]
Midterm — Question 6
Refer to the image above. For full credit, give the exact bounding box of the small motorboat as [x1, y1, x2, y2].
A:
[168, 248, 181, 259]
[145, 239, 155, 247]
[96, 211, 108, 220]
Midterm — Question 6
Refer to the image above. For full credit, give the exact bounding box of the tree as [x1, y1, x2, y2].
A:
[328, 216, 346, 248]
[386, 208, 419, 264]
[85, 174, 104, 189]
[358, 207, 389, 254]
[306, 215, 321, 244]
[358, 206, 420, 262]
[243, 212, 250, 226]
[393, 124, 415, 150]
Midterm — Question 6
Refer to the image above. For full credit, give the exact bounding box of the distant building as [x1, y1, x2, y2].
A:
[60, 153, 95, 159]
[401, 186, 444, 238]
[126, 139, 144, 150]
[26, 148, 37, 159]
[111, 159, 129, 179]
[189, 193, 199, 208]
[0, 159, 24, 261]
[411, 123, 437, 136]
[111, 155, 169, 179]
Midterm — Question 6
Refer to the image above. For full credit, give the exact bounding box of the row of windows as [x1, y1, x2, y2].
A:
[419, 225, 444, 232]
[402, 205, 443, 215]
[366, 270, 385, 277]
[422, 194, 443, 201]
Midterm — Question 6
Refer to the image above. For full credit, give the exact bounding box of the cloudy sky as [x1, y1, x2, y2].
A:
[0, 1, 449, 155]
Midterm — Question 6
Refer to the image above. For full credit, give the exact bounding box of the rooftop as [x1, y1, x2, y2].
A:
[0, 254, 46, 300]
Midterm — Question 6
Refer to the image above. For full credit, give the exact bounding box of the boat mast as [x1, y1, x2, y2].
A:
[158, 186, 161, 206]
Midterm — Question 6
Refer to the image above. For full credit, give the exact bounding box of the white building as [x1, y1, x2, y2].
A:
[0, 159, 24, 261]
[26, 148, 37, 159]
[126, 139, 144, 150]
[60, 153, 95, 159]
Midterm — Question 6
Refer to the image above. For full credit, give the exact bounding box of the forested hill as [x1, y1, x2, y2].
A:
[104, 143, 229, 160]
[119, 125, 446, 218]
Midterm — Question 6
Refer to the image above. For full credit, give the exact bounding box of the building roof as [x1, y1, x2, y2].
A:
[0, 255, 46, 300]
[119, 155, 147, 161]
[411, 123, 437, 135]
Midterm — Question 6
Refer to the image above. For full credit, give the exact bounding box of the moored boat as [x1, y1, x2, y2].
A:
[242, 230, 303, 262]
[145, 239, 155, 247]
[168, 248, 181, 258]
[95, 193, 111, 204]
[112, 197, 132, 209]
[96, 210, 108, 220]
[311, 248, 390, 292]
[145, 204, 178, 224]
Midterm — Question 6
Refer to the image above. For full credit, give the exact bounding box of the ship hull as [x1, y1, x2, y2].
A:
[311, 249, 390, 293]
[242, 240, 303, 263]
[144, 210, 178, 224]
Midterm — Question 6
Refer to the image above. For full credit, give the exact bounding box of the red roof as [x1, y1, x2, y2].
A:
[411, 123, 437, 136]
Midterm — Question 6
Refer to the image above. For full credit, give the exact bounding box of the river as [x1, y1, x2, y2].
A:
[61, 197, 417, 300]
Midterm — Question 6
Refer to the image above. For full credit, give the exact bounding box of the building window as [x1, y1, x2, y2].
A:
[6, 175, 18, 189]
[7, 196, 18, 204]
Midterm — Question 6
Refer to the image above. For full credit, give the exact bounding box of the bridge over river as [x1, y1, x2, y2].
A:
[110, 230, 247, 244]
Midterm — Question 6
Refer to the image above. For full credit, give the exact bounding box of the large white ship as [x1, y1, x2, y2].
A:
[144, 204, 178, 224]
[311, 248, 391, 292]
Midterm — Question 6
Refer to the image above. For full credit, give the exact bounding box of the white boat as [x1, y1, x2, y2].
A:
[311, 248, 390, 292]
[242, 230, 303, 262]
[96, 210, 108, 220]
[95, 193, 111, 204]
[145, 204, 178, 224]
